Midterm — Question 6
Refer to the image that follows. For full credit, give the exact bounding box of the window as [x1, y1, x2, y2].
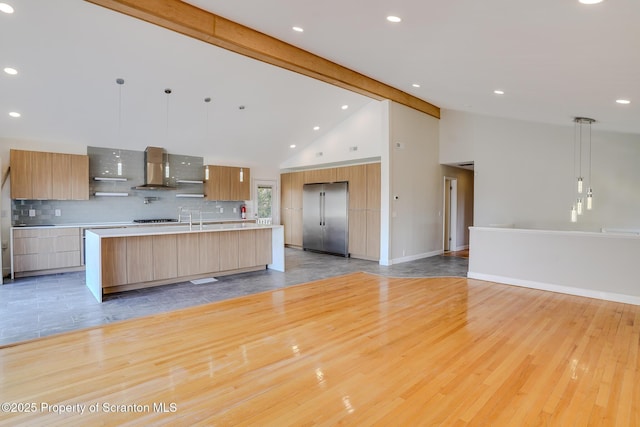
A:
[257, 186, 272, 219]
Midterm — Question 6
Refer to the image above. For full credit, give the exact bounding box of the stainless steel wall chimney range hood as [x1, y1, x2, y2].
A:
[133, 146, 176, 190]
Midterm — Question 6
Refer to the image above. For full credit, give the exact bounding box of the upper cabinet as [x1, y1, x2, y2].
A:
[204, 165, 251, 201]
[304, 168, 336, 184]
[10, 149, 89, 200]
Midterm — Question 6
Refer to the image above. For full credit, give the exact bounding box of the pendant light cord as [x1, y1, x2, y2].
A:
[589, 123, 591, 184]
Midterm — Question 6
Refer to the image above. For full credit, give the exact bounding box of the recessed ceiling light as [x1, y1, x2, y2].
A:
[412, 83, 421, 88]
[313, 126, 320, 131]
[290, 144, 296, 148]
[3, 67, 17, 75]
[494, 90, 505, 95]
[579, 0, 603, 4]
[341, 105, 349, 110]
[9, 111, 21, 118]
[0, 3, 14, 14]
[616, 99, 631, 105]
[386, 16, 402, 23]
[292, 26, 304, 32]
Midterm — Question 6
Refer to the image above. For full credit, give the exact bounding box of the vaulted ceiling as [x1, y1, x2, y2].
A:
[1, 0, 638, 169]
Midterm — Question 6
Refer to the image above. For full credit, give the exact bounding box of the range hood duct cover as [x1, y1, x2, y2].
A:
[133, 146, 177, 190]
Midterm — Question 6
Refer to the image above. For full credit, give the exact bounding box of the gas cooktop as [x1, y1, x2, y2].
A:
[132, 219, 178, 224]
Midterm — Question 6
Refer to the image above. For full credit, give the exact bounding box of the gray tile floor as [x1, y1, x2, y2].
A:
[0, 249, 468, 346]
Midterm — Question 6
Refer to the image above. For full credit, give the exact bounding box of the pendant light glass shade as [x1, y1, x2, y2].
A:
[576, 198, 583, 215]
[586, 188, 593, 210]
[571, 205, 577, 223]
[577, 177, 583, 194]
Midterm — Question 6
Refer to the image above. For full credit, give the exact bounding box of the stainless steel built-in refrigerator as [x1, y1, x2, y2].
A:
[303, 182, 348, 256]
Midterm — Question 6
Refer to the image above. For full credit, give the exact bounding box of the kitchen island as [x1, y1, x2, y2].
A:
[85, 223, 284, 302]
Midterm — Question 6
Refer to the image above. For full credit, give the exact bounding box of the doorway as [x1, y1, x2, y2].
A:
[443, 177, 457, 252]
[253, 179, 278, 224]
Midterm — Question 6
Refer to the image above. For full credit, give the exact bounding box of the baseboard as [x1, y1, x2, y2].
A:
[453, 244, 469, 251]
[391, 249, 443, 265]
[467, 271, 640, 306]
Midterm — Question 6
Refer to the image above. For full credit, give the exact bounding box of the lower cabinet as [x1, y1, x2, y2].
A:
[255, 228, 273, 265]
[199, 232, 220, 274]
[101, 237, 127, 287]
[219, 231, 239, 271]
[177, 233, 201, 277]
[100, 228, 272, 290]
[152, 235, 178, 280]
[126, 236, 154, 284]
[12, 227, 82, 277]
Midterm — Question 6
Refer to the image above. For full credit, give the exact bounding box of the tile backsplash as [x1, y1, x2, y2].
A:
[12, 147, 250, 225]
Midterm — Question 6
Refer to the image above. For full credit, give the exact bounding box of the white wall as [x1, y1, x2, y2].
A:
[469, 227, 640, 305]
[280, 100, 384, 169]
[439, 109, 476, 165]
[388, 102, 442, 263]
[440, 111, 640, 232]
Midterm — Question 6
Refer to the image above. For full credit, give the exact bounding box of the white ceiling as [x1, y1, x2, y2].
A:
[0, 0, 373, 167]
[1, 0, 639, 170]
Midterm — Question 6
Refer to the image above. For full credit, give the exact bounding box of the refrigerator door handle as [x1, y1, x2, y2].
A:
[322, 192, 326, 226]
[319, 192, 323, 226]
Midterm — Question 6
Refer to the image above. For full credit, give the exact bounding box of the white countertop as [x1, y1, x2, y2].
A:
[86, 222, 281, 238]
[12, 219, 258, 230]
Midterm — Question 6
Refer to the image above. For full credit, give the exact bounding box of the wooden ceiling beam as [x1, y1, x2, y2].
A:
[84, 0, 440, 119]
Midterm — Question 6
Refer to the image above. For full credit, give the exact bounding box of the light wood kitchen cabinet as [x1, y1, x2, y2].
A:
[126, 236, 154, 284]
[366, 163, 381, 210]
[281, 209, 292, 245]
[101, 237, 127, 287]
[152, 235, 177, 280]
[10, 150, 32, 199]
[255, 228, 273, 265]
[219, 231, 239, 271]
[290, 210, 303, 246]
[10, 149, 89, 200]
[238, 230, 256, 268]
[366, 210, 381, 259]
[199, 232, 220, 274]
[12, 227, 82, 276]
[177, 234, 201, 276]
[237, 167, 250, 200]
[348, 210, 367, 257]
[281, 171, 304, 247]
[337, 164, 366, 210]
[205, 165, 251, 201]
[304, 168, 336, 184]
[31, 151, 53, 199]
[52, 153, 89, 200]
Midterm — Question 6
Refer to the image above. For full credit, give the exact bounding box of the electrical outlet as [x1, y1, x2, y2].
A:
[219, 207, 224, 214]
[28, 209, 36, 217]
[1, 242, 7, 250]
[55, 209, 61, 217]
[233, 208, 237, 213]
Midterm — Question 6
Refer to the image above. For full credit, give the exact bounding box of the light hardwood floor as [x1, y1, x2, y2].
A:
[1, 272, 638, 426]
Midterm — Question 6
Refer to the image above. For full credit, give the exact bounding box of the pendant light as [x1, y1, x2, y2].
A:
[204, 97, 211, 181]
[570, 117, 595, 222]
[116, 78, 124, 176]
[164, 88, 171, 179]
